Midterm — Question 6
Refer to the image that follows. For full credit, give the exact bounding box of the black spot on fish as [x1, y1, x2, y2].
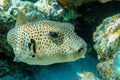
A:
[32, 55, 35, 57]
[30, 39, 36, 53]
[28, 39, 36, 54]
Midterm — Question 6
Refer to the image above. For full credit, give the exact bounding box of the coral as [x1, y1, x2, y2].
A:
[0, 0, 114, 25]
[77, 72, 99, 80]
[34, 0, 64, 18]
[93, 14, 120, 60]
[93, 14, 120, 79]
[97, 60, 114, 79]
[0, 0, 11, 10]
[8, 0, 46, 21]
[0, 11, 15, 28]
[0, 0, 65, 22]
[63, 9, 80, 22]
[113, 50, 120, 79]
[0, 11, 11, 22]
[18, 1, 45, 20]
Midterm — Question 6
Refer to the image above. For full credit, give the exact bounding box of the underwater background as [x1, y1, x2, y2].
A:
[0, 0, 120, 80]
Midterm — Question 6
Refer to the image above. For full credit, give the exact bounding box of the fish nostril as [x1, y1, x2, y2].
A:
[78, 47, 84, 53]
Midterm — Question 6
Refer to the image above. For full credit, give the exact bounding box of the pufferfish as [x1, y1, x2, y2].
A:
[7, 12, 87, 65]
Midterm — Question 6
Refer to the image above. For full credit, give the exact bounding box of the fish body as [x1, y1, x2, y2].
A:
[7, 12, 87, 65]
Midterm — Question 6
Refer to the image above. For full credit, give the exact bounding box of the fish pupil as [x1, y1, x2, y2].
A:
[49, 31, 58, 38]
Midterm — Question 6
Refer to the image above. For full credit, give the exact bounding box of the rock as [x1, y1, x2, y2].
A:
[93, 14, 120, 79]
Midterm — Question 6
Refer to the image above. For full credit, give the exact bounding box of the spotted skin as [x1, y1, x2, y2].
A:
[7, 20, 87, 65]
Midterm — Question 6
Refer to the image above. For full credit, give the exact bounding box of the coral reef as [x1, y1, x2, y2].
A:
[0, 0, 112, 22]
[8, 0, 46, 20]
[0, 0, 66, 24]
[34, 0, 64, 18]
[93, 14, 120, 79]
[0, 0, 120, 79]
[93, 14, 120, 60]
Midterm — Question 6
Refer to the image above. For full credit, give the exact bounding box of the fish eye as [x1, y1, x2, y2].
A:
[49, 31, 58, 38]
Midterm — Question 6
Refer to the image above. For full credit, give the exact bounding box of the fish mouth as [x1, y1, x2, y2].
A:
[77, 45, 87, 53]
[73, 45, 87, 61]
[78, 47, 84, 53]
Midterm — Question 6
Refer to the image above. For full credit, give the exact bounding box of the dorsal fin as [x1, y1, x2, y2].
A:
[16, 10, 30, 26]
